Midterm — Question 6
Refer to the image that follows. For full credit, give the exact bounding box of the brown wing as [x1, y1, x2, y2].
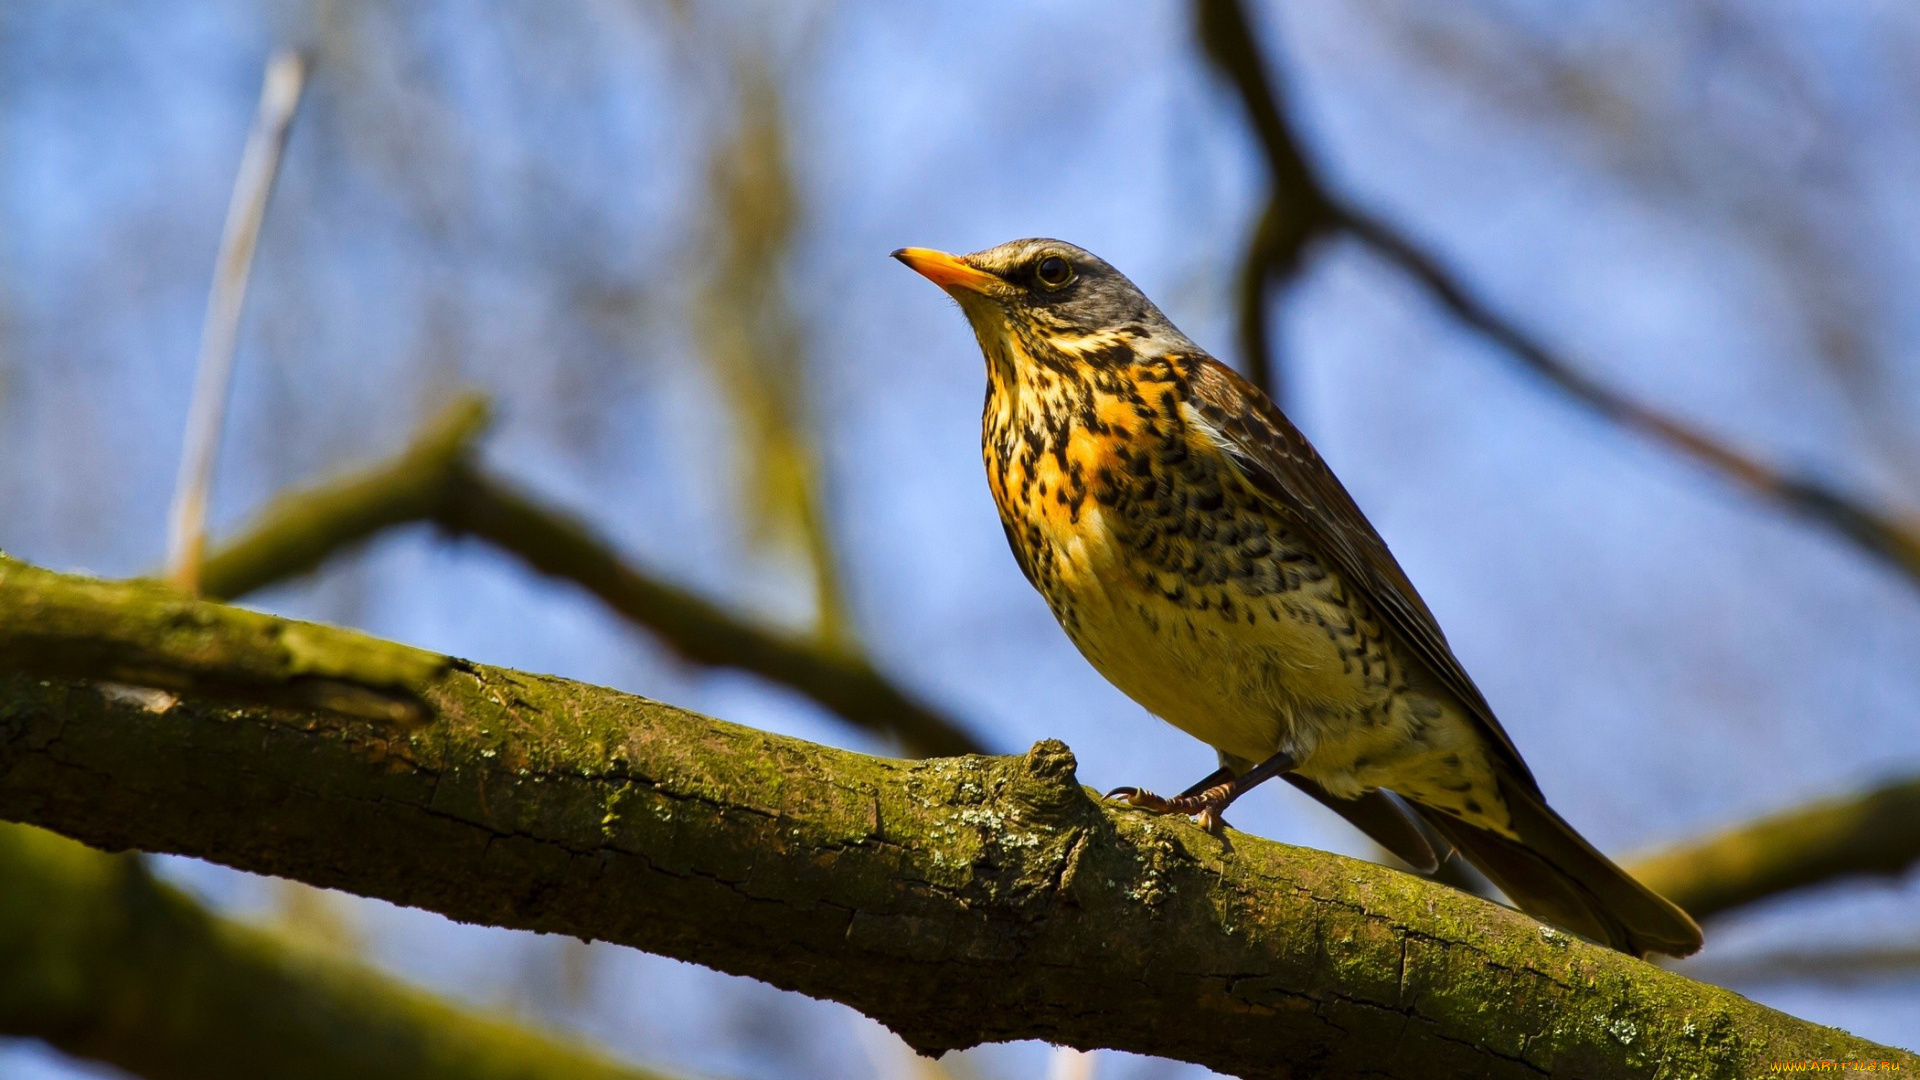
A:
[1183, 356, 1540, 795]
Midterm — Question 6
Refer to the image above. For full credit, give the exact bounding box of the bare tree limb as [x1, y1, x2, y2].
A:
[1195, 0, 1337, 405]
[1337, 209, 1920, 581]
[1626, 775, 1920, 924]
[435, 467, 986, 757]
[0, 821, 684, 1080]
[166, 49, 308, 594]
[0, 557, 1908, 1077]
[193, 394, 990, 757]
[1195, 0, 1920, 585]
[195, 395, 491, 602]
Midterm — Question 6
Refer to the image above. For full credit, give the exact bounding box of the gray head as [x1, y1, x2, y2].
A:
[893, 238, 1194, 369]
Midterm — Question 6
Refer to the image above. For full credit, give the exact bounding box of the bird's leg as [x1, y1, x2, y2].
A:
[1176, 767, 1238, 799]
[1106, 752, 1296, 832]
[1106, 766, 1230, 813]
[1193, 749, 1296, 831]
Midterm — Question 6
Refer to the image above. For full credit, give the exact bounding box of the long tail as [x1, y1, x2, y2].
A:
[1411, 774, 1703, 958]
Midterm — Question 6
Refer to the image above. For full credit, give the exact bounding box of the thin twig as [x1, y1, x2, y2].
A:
[1195, 0, 1920, 586]
[165, 49, 308, 594]
[1338, 208, 1920, 580]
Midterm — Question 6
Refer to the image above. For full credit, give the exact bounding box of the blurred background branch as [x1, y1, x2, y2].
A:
[1194, 0, 1336, 406]
[1626, 774, 1920, 925]
[0, 821, 690, 1080]
[192, 395, 490, 600]
[1676, 943, 1920, 987]
[1195, 0, 1920, 586]
[192, 394, 989, 758]
[696, 52, 851, 648]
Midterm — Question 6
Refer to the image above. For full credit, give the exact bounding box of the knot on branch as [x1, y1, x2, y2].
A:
[1009, 739, 1086, 824]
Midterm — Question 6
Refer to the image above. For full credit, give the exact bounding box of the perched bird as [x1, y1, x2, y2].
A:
[894, 238, 1702, 958]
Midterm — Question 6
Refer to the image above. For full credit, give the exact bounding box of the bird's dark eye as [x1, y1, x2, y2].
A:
[1034, 255, 1073, 289]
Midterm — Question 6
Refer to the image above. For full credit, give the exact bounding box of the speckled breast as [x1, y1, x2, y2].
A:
[981, 365, 1400, 764]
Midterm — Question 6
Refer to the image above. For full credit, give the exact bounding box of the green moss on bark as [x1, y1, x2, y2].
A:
[0, 559, 1910, 1078]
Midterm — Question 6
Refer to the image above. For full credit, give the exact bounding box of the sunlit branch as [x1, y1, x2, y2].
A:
[190, 396, 1920, 915]
[0, 557, 1906, 1076]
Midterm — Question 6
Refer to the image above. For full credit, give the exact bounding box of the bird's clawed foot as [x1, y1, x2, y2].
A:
[1103, 786, 1171, 812]
[1104, 784, 1235, 833]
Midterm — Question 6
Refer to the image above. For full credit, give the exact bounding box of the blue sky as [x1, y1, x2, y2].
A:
[6, 1, 1920, 1073]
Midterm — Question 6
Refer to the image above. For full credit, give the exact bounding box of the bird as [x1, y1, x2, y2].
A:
[893, 238, 1702, 959]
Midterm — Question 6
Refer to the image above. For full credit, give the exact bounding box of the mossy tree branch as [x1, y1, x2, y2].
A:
[194, 394, 989, 758]
[0, 821, 681, 1080]
[0, 558, 1909, 1077]
[1195, 0, 1920, 584]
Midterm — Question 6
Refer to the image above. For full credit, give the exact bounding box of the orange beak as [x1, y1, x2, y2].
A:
[892, 247, 1002, 294]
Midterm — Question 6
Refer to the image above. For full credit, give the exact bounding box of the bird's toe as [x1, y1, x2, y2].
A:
[1107, 786, 1177, 813]
[1196, 805, 1232, 833]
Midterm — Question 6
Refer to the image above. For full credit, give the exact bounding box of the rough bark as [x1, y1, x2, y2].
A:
[194, 394, 988, 758]
[0, 821, 678, 1080]
[0, 558, 1908, 1078]
[1628, 775, 1920, 923]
